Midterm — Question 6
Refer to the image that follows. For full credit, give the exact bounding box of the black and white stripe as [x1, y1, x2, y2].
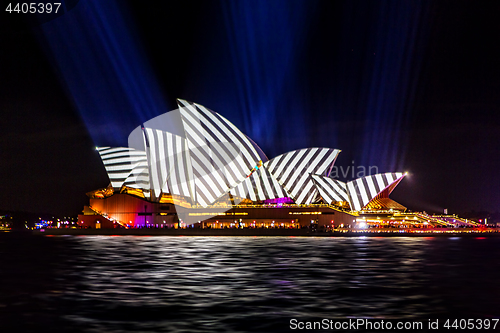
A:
[304, 190, 320, 205]
[346, 172, 405, 211]
[230, 166, 288, 201]
[311, 174, 350, 204]
[177, 99, 262, 206]
[97, 147, 150, 190]
[177, 99, 261, 174]
[143, 128, 195, 200]
[187, 143, 240, 206]
[264, 148, 340, 204]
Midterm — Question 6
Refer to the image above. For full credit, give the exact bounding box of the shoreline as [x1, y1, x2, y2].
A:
[30, 228, 500, 237]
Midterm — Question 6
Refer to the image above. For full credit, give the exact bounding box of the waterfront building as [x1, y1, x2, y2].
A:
[78, 100, 473, 230]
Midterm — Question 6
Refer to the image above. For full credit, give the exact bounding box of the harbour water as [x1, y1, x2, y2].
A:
[1, 234, 499, 332]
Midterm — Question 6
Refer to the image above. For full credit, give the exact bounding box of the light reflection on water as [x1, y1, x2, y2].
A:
[1, 236, 500, 332]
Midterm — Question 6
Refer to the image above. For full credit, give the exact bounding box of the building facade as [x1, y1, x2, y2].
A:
[79, 100, 416, 229]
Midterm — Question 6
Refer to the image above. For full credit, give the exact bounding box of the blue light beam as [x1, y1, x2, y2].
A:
[221, 0, 317, 154]
[36, 0, 170, 146]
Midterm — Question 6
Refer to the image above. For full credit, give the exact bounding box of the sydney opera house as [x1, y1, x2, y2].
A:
[78, 100, 471, 230]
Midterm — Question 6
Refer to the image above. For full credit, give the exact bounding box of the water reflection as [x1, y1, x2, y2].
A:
[1, 235, 499, 332]
[57, 237, 432, 331]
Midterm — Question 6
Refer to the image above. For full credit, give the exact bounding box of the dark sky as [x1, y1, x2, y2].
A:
[1, 0, 499, 216]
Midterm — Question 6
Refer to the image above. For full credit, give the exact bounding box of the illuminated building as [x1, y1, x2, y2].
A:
[0, 215, 12, 231]
[78, 100, 419, 229]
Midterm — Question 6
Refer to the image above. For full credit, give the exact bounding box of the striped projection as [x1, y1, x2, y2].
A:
[143, 128, 195, 199]
[97, 100, 408, 212]
[264, 148, 340, 204]
[177, 99, 263, 206]
[346, 172, 405, 211]
[177, 99, 261, 173]
[97, 147, 150, 190]
[188, 142, 247, 206]
[230, 166, 288, 201]
[303, 190, 320, 206]
[311, 174, 350, 204]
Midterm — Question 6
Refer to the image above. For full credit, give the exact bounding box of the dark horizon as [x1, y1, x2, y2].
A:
[1, 0, 499, 216]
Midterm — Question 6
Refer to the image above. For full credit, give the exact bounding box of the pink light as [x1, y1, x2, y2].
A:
[262, 197, 294, 204]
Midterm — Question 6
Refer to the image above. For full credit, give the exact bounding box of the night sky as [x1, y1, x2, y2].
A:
[1, 0, 499, 216]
